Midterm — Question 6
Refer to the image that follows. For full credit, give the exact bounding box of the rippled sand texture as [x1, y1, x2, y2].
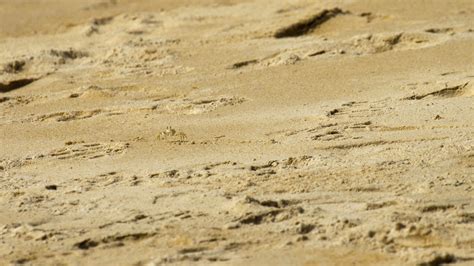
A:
[1, 0, 473, 265]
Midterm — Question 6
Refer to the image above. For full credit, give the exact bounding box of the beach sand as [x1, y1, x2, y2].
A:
[0, 0, 473, 265]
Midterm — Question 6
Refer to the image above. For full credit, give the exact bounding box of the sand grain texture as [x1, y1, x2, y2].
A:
[0, 0, 473, 265]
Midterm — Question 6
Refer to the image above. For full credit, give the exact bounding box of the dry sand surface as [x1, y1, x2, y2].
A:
[1, 0, 474, 265]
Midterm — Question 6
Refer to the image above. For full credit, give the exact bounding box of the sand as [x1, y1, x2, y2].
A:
[0, 0, 473, 265]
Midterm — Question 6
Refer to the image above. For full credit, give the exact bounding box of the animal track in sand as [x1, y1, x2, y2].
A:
[457, 153, 474, 168]
[33, 110, 103, 122]
[153, 96, 246, 115]
[48, 141, 129, 160]
[33, 48, 89, 69]
[73, 231, 157, 250]
[15, 106, 126, 125]
[347, 32, 443, 54]
[3, 223, 61, 242]
[68, 84, 118, 98]
[0, 95, 40, 108]
[235, 208, 299, 225]
[229, 31, 447, 71]
[0, 158, 34, 172]
[425, 27, 455, 34]
[404, 82, 472, 100]
[49, 48, 88, 62]
[265, 97, 469, 154]
[75, 171, 132, 191]
[228, 196, 304, 226]
[2, 60, 26, 74]
[97, 40, 188, 78]
[146, 156, 319, 191]
[229, 52, 301, 70]
[13, 93, 244, 125]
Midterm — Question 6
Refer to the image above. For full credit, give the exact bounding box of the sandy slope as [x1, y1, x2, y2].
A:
[0, 0, 473, 265]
